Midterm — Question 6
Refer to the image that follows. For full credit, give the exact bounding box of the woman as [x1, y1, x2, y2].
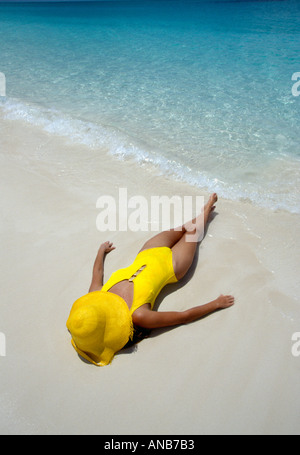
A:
[67, 193, 235, 366]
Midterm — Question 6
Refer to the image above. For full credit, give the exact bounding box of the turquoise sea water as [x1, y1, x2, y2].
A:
[0, 0, 299, 212]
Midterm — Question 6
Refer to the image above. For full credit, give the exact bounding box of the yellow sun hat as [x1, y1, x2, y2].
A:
[66, 291, 133, 366]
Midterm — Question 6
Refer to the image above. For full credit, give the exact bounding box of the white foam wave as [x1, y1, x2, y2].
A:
[1, 98, 299, 214]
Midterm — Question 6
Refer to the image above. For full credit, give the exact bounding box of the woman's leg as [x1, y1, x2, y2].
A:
[139, 225, 186, 253]
[139, 193, 217, 260]
[172, 193, 217, 280]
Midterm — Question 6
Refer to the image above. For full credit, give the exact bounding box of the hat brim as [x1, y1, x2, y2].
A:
[71, 338, 109, 367]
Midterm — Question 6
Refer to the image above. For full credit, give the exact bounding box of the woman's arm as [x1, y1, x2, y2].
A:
[89, 241, 115, 293]
[132, 295, 235, 329]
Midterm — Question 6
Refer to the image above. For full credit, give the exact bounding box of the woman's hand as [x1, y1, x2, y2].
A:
[215, 294, 235, 309]
[99, 241, 116, 255]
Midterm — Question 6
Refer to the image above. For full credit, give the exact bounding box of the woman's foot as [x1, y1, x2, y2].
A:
[207, 193, 218, 212]
[203, 193, 218, 220]
[183, 193, 218, 235]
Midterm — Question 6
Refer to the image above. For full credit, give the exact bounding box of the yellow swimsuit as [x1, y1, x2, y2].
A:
[102, 246, 178, 315]
[67, 246, 179, 366]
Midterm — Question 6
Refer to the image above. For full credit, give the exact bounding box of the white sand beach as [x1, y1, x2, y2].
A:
[0, 113, 299, 435]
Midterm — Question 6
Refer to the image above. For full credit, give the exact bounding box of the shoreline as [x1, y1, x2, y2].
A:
[0, 115, 300, 435]
[1, 99, 300, 215]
